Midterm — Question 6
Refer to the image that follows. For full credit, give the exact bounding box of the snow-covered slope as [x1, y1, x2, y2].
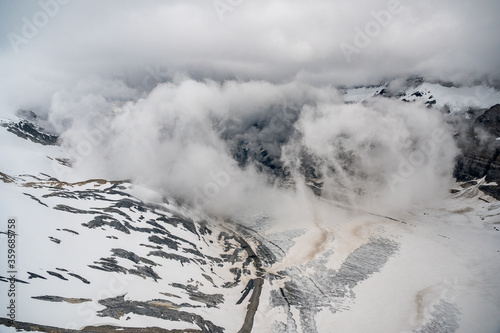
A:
[0, 120, 257, 332]
[342, 81, 500, 113]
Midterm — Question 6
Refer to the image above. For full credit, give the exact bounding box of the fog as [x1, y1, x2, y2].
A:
[0, 0, 494, 220]
[44, 78, 458, 222]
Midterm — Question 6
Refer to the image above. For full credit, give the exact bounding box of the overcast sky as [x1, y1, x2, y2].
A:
[2, 0, 493, 216]
[0, 0, 499, 113]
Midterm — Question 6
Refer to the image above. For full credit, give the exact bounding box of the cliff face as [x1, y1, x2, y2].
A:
[454, 104, 500, 198]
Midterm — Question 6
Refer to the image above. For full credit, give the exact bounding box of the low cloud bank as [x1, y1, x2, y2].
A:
[47, 79, 458, 220]
[1, 0, 500, 118]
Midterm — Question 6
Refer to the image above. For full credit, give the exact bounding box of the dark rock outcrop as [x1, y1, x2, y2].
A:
[97, 295, 224, 333]
[0, 317, 202, 332]
[27, 272, 47, 280]
[68, 272, 91, 284]
[46, 271, 68, 281]
[454, 104, 500, 199]
[32, 295, 91, 303]
[1, 119, 58, 146]
[170, 283, 224, 308]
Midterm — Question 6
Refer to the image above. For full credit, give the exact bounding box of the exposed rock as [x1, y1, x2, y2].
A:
[48, 236, 61, 244]
[96, 295, 224, 333]
[0, 317, 201, 332]
[454, 104, 500, 199]
[236, 279, 254, 305]
[148, 250, 191, 266]
[160, 294, 181, 302]
[32, 295, 91, 303]
[477, 104, 500, 137]
[128, 265, 161, 281]
[23, 193, 48, 207]
[111, 248, 157, 266]
[171, 283, 224, 308]
[1, 120, 58, 146]
[148, 235, 179, 250]
[202, 273, 217, 287]
[61, 228, 79, 235]
[53, 204, 101, 215]
[46, 271, 68, 281]
[27, 272, 47, 280]
[198, 220, 212, 235]
[0, 172, 17, 183]
[68, 272, 91, 284]
[83, 215, 130, 234]
[479, 184, 500, 199]
[55, 157, 71, 167]
[88, 257, 128, 274]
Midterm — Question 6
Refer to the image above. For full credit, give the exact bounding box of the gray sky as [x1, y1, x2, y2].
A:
[1, 0, 499, 113]
[1, 0, 487, 215]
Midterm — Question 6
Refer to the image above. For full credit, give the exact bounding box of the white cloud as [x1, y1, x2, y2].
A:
[46, 78, 458, 220]
[0, 0, 490, 218]
[1, 0, 499, 115]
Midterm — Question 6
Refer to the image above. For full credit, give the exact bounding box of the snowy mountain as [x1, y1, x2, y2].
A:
[1, 80, 500, 333]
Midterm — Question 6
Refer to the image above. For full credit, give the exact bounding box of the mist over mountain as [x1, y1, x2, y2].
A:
[45, 78, 461, 220]
[1, 1, 500, 333]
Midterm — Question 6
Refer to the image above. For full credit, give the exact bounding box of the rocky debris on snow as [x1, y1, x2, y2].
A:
[148, 235, 180, 250]
[0, 171, 17, 183]
[27, 272, 47, 280]
[148, 250, 191, 266]
[54, 204, 102, 215]
[46, 270, 68, 281]
[128, 265, 161, 281]
[454, 104, 500, 199]
[83, 215, 130, 234]
[171, 283, 224, 308]
[89, 257, 128, 274]
[96, 294, 224, 333]
[23, 192, 48, 207]
[111, 248, 157, 266]
[1, 119, 58, 146]
[59, 228, 79, 235]
[0, 317, 202, 333]
[48, 236, 61, 244]
[68, 272, 91, 284]
[32, 295, 92, 303]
